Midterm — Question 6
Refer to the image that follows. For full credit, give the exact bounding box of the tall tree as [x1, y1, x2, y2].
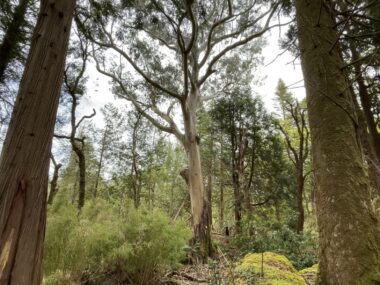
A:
[295, 0, 380, 283]
[54, 37, 96, 211]
[275, 79, 309, 233]
[0, 0, 75, 283]
[81, 0, 282, 257]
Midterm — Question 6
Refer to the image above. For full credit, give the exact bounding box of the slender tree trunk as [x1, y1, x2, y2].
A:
[0, 1, 75, 283]
[47, 156, 62, 205]
[131, 114, 141, 208]
[219, 142, 224, 231]
[295, 1, 380, 283]
[73, 143, 86, 211]
[349, 44, 380, 163]
[296, 167, 304, 233]
[0, 0, 30, 82]
[94, 126, 108, 198]
[352, 91, 380, 195]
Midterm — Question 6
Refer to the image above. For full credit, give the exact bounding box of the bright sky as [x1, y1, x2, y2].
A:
[257, 28, 305, 112]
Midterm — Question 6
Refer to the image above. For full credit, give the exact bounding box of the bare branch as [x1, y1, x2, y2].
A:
[75, 108, 96, 129]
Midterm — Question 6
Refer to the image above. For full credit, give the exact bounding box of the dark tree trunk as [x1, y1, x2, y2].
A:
[47, 155, 62, 205]
[0, 0, 75, 283]
[296, 168, 305, 233]
[350, 44, 380, 163]
[74, 144, 86, 211]
[0, 0, 30, 82]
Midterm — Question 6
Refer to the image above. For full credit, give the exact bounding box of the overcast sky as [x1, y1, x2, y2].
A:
[80, 26, 306, 127]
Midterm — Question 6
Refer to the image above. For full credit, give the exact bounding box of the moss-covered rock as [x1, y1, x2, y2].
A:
[299, 264, 318, 285]
[235, 252, 307, 285]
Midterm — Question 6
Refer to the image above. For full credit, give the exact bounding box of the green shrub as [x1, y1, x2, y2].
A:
[232, 219, 318, 270]
[235, 252, 307, 285]
[43, 198, 191, 285]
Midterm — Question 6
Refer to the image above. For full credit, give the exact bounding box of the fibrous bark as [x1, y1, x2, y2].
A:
[0, 0, 75, 283]
[295, 0, 380, 283]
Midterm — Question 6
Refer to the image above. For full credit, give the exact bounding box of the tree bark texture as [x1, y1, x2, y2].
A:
[183, 90, 211, 259]
[0, 0, 75, 284]
[295, 1, 380, 284]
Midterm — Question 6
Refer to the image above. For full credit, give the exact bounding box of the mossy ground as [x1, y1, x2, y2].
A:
[235, 252, 308, 285]
[299, 264, 318, 285]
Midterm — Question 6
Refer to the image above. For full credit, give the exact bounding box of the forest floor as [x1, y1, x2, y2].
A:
[162, 234, 237, 285]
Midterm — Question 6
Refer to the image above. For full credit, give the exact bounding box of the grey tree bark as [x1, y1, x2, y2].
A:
[295, 0, 380, 283]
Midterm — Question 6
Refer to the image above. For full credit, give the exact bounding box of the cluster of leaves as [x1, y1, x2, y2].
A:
[44, 196, 191, 285]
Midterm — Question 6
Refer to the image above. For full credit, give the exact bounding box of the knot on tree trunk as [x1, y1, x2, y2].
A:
[180, 167, 189, 186]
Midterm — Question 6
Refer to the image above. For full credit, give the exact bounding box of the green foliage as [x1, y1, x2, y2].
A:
[44, 198, 191, 285]
[232, 219, 318, 270]
[235, 252, 307, 285]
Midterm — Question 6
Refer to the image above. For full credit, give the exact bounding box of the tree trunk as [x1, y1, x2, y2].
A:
[350, 43, 380, 164]
[219, 142, 224, 231]
[183, 91, 211, 259]
[352, 92, 380, 195]
[73, 143, 86, 211]
[296, 167, 304, 233]
[94, 126, 108, 198]
[0, 0, 30, 82]
[47, 156, 62, 205]
[295, 1, 380, 283]
[0, 0, 75, 283]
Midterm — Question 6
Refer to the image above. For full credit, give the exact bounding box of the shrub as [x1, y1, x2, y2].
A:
[232, 219, 318, 270]
[43, 198, 191, 285]
[235, 252, 307, 285]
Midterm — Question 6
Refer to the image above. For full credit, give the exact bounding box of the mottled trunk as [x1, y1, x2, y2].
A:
[183, 90, 211, 258]
[0, 0, 30, 82]
[295, 1, 380, 283]
[0, 1, 75, 284]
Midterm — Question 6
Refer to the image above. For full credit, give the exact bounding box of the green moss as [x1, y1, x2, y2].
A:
[299, 264, 318, 285]
[235, 252, 307, 285]
[299, 264, 318, 275]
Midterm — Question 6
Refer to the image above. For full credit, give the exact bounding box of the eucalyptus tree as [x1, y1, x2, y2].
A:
[0, 0, 75, 283]
[54, 36, 96, 212]
[93, 103, 127, 197]
[275, 79, 309, 233]
[80, 0, 283, 257]
[295, 0, 380, 283]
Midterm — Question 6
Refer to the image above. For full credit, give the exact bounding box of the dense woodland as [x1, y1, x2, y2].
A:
[0, 0, 379, 284]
